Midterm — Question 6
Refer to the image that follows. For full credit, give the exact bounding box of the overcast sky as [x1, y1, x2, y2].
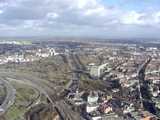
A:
[0, 0, 160, 39]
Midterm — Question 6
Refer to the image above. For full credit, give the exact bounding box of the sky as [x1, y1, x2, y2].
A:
[0, 0, 160, 39]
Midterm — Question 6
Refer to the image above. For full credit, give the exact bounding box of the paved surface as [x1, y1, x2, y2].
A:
[137, 57, 157, 114]
[0, 55, 83, 120]
[66, 53, 82, 94]
[0, 78, 16, 115]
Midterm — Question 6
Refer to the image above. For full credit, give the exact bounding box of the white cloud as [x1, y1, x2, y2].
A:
[154, 11, 160, 24]
[47, 13, 59, 19]
[0, 10, 3, 14]
[0, 0, 159, 38]
[120, 10, 160, 27]
[84, 6, 106, 16]
[74, 0, 99, 9]
[121, 11, 145, 25]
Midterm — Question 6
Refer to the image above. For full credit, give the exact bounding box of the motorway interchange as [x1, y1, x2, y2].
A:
[0, 53, 84, 120]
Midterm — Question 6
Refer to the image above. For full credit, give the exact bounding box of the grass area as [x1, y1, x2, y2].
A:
[0, 56, 70, 84]
[5, 105, 25, 120]
[15, 87, 36, 104]
[0, 86, 6, 104]
[79, 79, 106, 91]
[12, 82, 40, 106]
[5, 83, 40, 120]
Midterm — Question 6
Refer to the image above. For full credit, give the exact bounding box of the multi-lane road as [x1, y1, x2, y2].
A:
[137, 57, 157, 114]
[0, 52, 84, 120]
[0, 70, 57, 116]
[66, 53, 83, 94]
[0, 78, 16, 115]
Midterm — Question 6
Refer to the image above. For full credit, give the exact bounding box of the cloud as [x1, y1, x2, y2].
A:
[120, 10, 160, 27]
[0, 10, 3, 14]
[121, 11, 145, 25]
[0, 0, 159, 38]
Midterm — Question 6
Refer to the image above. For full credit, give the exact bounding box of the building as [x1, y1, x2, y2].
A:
[86, 91, 99, 113]
[90, 63, 109, 79]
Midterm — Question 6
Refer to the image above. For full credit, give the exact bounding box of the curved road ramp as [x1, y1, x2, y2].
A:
[0, 70, 83, 120]
[0, 78, 16, 116]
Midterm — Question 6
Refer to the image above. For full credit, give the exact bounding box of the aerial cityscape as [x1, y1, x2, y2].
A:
[0, 0, 160, 120]
[0, 39, 159, 120]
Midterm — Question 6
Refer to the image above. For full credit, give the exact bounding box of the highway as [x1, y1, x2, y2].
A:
[66, 53, 83, 94]
[0, 71, 56, 116]
[54, 52, 86, 119]
[0, 78, 16, 115]
[0, 54, 84, 120]
[0, 72, 57, 103]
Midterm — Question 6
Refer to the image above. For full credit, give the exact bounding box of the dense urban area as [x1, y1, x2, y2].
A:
[0, 39, 160, 120]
